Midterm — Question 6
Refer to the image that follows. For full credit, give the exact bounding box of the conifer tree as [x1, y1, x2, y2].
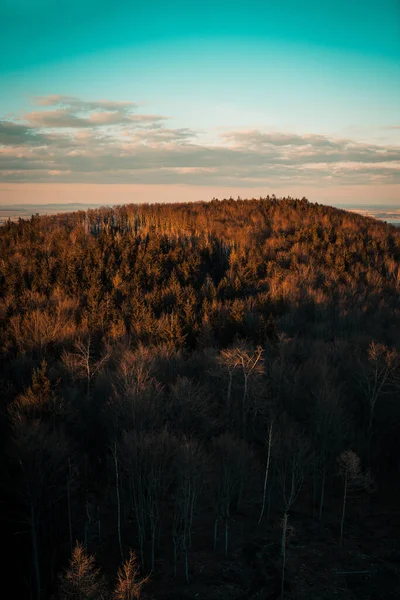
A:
[57, 542, 108, 600]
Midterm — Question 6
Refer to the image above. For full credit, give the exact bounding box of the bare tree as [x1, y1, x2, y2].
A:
[172, 439, 203, 583]
[211, 433, 252, 557]
[337, 451, 372, 548]
[121, 430, 176, 571]
[217, 348, 239, 427]
[359, 341, 398, 435]
[310, 359, 348, 520]
[62, 335, 110, 394]
[275, 423, 309, 599]
[10, 416, 70, 600]
[114, 344, 155, 398]
[258, 419, 275, 525]
[111, 441, 124, 561]
[218, 343, 264, 438]
[167, 376, 210, 436]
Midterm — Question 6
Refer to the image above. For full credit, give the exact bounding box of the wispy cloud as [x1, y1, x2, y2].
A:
[23, 95, 166, 129]
[32, 95, 139, 112]
[1, 95, 400, 186]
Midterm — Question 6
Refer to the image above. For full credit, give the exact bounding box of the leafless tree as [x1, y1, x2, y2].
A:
[218, 343, 264, 438]
[167, 376, 210, 436]
[275, 422, 310, 599]
[358, 341, 398, 435]
[337, 451, 372, 547]
[211, 433, 252, 557]
[111, 441, 124, 561]
[121, 430, 176, 571]
[11, 416, 70, 600]
[258, 419, 275, 525]
[172, 439, 203, 583]
[62, 335, 110, 394]
[310, 359, 348, 520]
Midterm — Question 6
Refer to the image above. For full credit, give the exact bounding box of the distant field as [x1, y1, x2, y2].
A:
[341, 204, 400, 226]
[0, 203, 107, 224]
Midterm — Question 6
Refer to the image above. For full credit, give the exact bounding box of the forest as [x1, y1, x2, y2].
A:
[1, 196, 399, 600]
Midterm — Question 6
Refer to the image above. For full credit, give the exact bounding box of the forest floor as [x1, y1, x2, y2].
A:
[143, 483, 400, 600]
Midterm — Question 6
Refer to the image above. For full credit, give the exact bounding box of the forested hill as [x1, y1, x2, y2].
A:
[1, 197, 400, 600]
[1, 197, 399, 346]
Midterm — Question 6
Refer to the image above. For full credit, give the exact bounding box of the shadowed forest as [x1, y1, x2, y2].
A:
[1, 197, 400, 599]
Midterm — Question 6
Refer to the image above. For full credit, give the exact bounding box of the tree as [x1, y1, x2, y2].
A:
[358, 341, 398, 437]
[62, 336, 110, 394]
[309, 359, 348, 520]
[172, 440, 203, 583]
[113, 550, 149, 600]
[218, 343, 264, 438]
[57, 542, 108, 600]
[337, 451, 372, 548]
[10, 359, 63, 422]
[121, 430, 176, 571]
[167, 377, 210, 436]
[111, 441, 123, 561]
[10, 416, 70, 600]
[275, 423, 310, 599]
[258, 419, 275, 525]
[211, 433, 252, 557]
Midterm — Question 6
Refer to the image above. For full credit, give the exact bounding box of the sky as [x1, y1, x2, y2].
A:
[0, 0, 399, 206]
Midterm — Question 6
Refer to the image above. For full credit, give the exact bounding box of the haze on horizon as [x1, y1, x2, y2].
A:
[0, 0, 399, 206]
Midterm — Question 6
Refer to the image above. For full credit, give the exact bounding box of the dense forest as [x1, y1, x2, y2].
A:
[1, 196, 399, 600]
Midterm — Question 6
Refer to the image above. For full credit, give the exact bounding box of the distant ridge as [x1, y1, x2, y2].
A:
[0, 200, 399, 226]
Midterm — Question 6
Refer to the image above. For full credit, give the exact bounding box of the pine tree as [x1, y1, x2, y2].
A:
[113, 550, 149, 600]
[57, 542, 108, 600]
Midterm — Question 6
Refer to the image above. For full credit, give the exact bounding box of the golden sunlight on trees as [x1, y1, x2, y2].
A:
[1, 198, 400, 599]
[57, 542, 108, 600]
[113, 550, 149, 600]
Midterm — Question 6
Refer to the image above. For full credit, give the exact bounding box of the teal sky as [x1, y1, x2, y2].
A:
[0, 0, 399, 204]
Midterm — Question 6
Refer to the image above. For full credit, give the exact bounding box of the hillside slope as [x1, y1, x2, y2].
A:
[1, 197, 399, 600]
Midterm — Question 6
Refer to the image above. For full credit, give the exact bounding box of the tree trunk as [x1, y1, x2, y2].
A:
[313, 462, 318, 516]
[67, 461, 73, 553]
[240, 375, 248, 439]
[213, 518, 218, 550]
[184, 546, 189, 585]
[258, 421, 273, 525]
[97, 504, 102, 546]
[173, 539, 178, 577]
[151, 527, 156, 571]
[31, 506, 41, 600]
[340, 471, 348, 548]
[267, 485, 272, 521]
[114, 442, 123, 561]
[281, 512, 288, 600]
[227, 374, 232, 427]
[319, 466, 326, 522]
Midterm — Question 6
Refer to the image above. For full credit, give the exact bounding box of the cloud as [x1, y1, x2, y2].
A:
[0, 120, 48, 145]
[24, 95, 165, 129]
[32, 95, 139, 112]
[24, 110, 94, 128]
[1, 95, 400, 187]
